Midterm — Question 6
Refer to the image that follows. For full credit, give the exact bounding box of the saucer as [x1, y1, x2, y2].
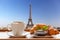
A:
[9, 35, 26, 38]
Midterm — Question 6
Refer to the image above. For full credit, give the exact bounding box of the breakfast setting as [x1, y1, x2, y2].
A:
[0, 21, 60, 39]
[4, 22, 60, 40]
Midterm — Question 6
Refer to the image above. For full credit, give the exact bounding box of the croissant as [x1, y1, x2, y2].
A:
[48, 29, 59, 35]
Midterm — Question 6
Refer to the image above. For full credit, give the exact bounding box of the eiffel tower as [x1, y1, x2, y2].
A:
[25, 4, 34, 31]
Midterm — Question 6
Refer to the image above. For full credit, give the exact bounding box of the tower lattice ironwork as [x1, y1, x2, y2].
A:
[25, 4, 34, 30]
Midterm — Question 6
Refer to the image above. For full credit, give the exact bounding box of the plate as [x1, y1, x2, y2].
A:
[33, 35, 53, 38]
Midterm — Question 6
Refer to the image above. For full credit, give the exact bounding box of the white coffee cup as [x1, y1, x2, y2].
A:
[11, 21, 25, 36]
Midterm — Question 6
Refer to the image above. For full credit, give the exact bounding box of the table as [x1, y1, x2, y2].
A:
[0, 31, 59, 40]
[0, 38, 60, 40]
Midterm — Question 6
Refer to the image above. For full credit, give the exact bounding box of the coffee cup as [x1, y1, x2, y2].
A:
[10, 21, 25, 36]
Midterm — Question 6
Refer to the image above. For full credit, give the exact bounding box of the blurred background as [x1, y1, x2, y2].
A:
[0, 0, 60, 27]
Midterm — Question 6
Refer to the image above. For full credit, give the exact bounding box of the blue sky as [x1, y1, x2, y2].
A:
[0, 0, 60, 27]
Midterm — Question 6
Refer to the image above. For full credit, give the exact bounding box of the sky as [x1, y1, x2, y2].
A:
[0, 0, 60, 27]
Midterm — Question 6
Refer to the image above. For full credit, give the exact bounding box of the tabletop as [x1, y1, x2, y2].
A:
[0, 38, 60, 40]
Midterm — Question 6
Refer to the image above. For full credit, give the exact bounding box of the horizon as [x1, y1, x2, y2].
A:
[0, 0, 60, 27]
